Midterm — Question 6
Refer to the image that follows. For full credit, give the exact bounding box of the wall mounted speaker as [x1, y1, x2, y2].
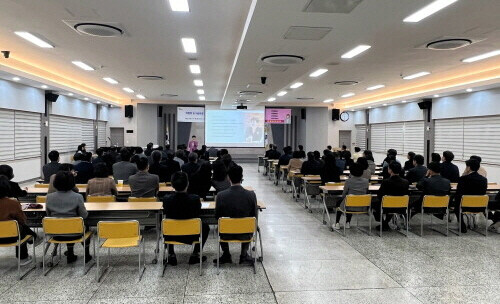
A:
[332, 108, 340, 121]
[125, 105, 133, 118]
[301, 108, 306, 119]
[45, 92, 59, 102]
[418, 99, 432, 110]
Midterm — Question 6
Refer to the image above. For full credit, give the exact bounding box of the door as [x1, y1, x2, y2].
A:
[110, 127, 124, 147]
[339, 130, 351, 149]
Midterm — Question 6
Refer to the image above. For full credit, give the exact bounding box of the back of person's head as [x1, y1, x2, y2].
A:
[327, 145, 332, 150]
[93, 163, 109, 178]
[442, 151, 454, 162]
[0, 175, 11, 198]
[387, 154, 396, 162]
[313, 150, 321, 160]
[96, 148, 103, 157]
[357, 157, 369, 170]
[212, 160, 228, 181]
[323, 149, 330, 156]
[387, 149, 397, 156]
[363, 150, 374, 161]
[414, 154, 424, 165]
[0, 165, 14, 180]
[120, 148, 132, 161]
[166, 144, 171, 150]
[323, 153, 336, 167]
[272, 145, 277, 150]
[284, 146, 292, 154]
[152, 150, 162, 163]
[332, 152, 339, 159]
[407, 152, 415, 159]
[344, 151, 352, 159]
[292, 151, 301, 158]
[354, 147, 361, 153]
[53, 171, 76, 192]
[135, 147, 143, 154]
[220, 149, 229, 156]
[228, 165, 243, 184]
[73, 153, 82, 161]
[466, 159, 480, 172]
[58, 163, 74, 172]
[427, 161, 441, 174]
[147, 143, 153, 150]
[130, 154, 140, 164]
[48, 150, 59, 162]
[136, 157, 149, 171]
[188, 152, 198, 163]
[175, 150, 185, 158]
[171, 171, 189, 192]
[201, 145, 207, 150]
[470, 155, 482, 164]
[157, 146, 164, 151]
[166, 151, 175, 160]
[177, 144, 183, 150]
[192, 135, 196, 139]
[222, 154, 233, 167]
[431, 153, 441, 163]
[83, 152, 92, 162]
[389, 161, 402, 175]
[307, 152, 314, 161]
[350, 163, 364, 177]
[342, 145, 347, 150]
[298, 145, 304, 151]
[268, 144, 273, 150]
[77, 144, 83, 152]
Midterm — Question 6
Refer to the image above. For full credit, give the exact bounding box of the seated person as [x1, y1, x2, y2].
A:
[297, 145, 306, 159]
[268, 145, 281, 160]
[161, 152, 181, 182]
[43, 150, 60, 183]
[363, 150, 376, 175]
[86, 163, 117, 197]
[174, 150, 185, 166]
[412, 161, 451, 217]
[332, 163, 369, 230]
[405, 154, 427, 184]
[188, 162, 212, 199]
[334, 152, 346, 172]
[440, 151, 460, 183]
[403, 152, 416, 172]
[182, 153, 201, 178]
[0, 165, 27, 199]
[129, 157, 159, 198]
[352, 147, 363, 162]
[462, 155, 487, 178]
[278, 146, 293, 166]
[46, 171, 91, 263]
[301, 152, 323, 176]
[74, 152, 94, 184]
[211, 160, 231, 193]
[0, 176, 37, 265]
[162, 172, 209, 265]
[92, 148, 105, 165]
[356, 157, 372, 180]
[112, 148, 138, 183]
[287, 151, 303, 177]
[431, 152, 441, 164]
[382, 149, 399, 168]
[215, 165, 257, 265]
[320, 154, 341, 184]
[149, 151, 169, 182]
[48, 164, 79, 194]
[72, 152, 82, 166]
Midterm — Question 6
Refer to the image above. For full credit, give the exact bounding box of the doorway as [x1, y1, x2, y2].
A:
[339, 130, 352, 149]
[110, 127, 124, 147]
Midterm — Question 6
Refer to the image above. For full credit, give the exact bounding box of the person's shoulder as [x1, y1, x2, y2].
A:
[188, 193, 200, 201]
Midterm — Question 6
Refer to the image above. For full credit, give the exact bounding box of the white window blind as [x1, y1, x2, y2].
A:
[81, 120, 95, 152]
[355, 125, 366, 150]
[370, 121, 424, 156]
[0, 109, 15, 161]
[385, 122, 404, 155]
[403, 121, 424, 155]
[434, 118, 464, 161]
[463, 116, 500, 165]
[49, 115, 82, 153]
[97, 121, 107, 148]
[14, 111, 41, 159]
[370, 124, 386, 153]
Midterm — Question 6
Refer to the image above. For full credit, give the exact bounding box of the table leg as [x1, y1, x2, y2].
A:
[152, 212, 160, 264]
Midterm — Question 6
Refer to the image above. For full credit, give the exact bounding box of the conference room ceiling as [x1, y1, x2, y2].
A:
[0, 0, 499, 108]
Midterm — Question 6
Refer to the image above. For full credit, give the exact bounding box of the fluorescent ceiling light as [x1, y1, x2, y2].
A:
[277, 91, 287, 96]
[366, 84, 385, 91]
[14, 31, 54, 48]
[462, 50, 500, 63]
[323, 99, 334, 103]
[402, 100, 407, 103]
[466, 88, 473, 92]
[103, 77, 118, 84]
[341, 45, 371, 59]
[193, 79, 203, 87]
[402, 71, 430, 80]
[368, 106, 372, 109]
[136, 94, 146, 99]
[41, 85, 48, 89]
[309, 68, 328, 78]
[290, 82, 303, 89]
[189, 64, 201, 74]
[96, 101, 101, 104]
[196, 89, 204, 95]
[383, 103, 388, 106]
[84, 97, 89, 100]
[181, 38, 197, 54]
[267, 97, 276, 102]
[12, 77, 20, 81]
[199, 96, 205, 101]
[169, 0, 189, 12]
[67, 93, 74, 96]
[341, 92, 355, 98]
[72, 61, 94, 71]
[123, 87, 134, 93]
[433, 94, 440, 97]
[404, 0, 458, 23]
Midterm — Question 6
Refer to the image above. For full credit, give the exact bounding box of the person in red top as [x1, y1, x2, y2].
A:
[187, 135, 199, 152]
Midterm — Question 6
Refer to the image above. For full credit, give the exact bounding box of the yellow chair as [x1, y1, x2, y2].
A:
[75, 184, 87, 188]
[420, 195, 450, 237]
[96, 221, 145, 282]
[87, 195, 116, 203]
[0, 220, 36, 280]
[459, 195, 489, 236]
[326, 182, 344, 186]
[36, 196, 47, 203]
[337, 194, 372, 236]
[161, 218, 203, 276]
[42, 217, 94, 276]
[34, 184, 49, 188]
[217, 217, 258, 274]
[128, 197, 158, 202]
[379, 195, 410, 237]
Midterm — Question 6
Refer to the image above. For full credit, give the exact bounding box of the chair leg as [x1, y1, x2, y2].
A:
[446, 209, 449, 237]
[96, 246, 99, 282]
[343, 212, 346, 237]
[459, 207, 462, 236]
[253, 239, 257, 274]
[485, 209, 488, 237]
[199, 241, 203, 276]
[368, 208, 372, 236]
[406, 210, 409, 237]
[258, 227, 264, 262]
[217, 237, 220, 275]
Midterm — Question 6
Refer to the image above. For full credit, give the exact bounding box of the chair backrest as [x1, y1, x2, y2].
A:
[219, 217, 256, 235]
[381, 195, 410, 208]
[460, 195, 489, 208]
[36, 196, 47, 203]
[422, 195, 449, 208]
[128, 197, 157, 202]
[305, 175, 320, 178]
[162, 218, 200, 236]
[34, 184, 49, 188]
[488, 182, 497, 185]
[98, 221, 140, 239]
[75, 184, 87, 188]
[326, 182, 344, 186]
[0, 220, 19, 238]
[345, 194, 372, 207]
[43, 217, 84, 235]
[87, 195, 116, 202]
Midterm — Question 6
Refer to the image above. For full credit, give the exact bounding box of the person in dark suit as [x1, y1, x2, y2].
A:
[214, 165, 257, 265]
[92, 148, 105, 165]
[268, 145, 281, 160]
[43, 150, 60, 183]
[411, 161, 451, 217]
[188, 162, 212, 199]
[320, 154, 341, 184]
[297, 145, 306, 159]
[74, 152, 94, 184]
[264, 144, 274, 158]
[0, 165, 27, 199]
[161, 152, 181, 182]
[405, 154, 427, 184]
[278, 146, 292, 167]
[403, 152, 416, 172]
[162, 172, 209, 265]
[181, 153, 201, 178]
[301, 152, 324, 176]
[440, 150, 460, 183]
[453, 159, 487, 233]
[373, 162, 409, 230]
[149, 151, 169, 182]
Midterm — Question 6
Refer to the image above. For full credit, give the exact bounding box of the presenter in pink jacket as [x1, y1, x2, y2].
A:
[188, 135, 199, 152]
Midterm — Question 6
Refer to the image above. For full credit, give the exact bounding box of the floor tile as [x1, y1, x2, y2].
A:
[184, 292, 276, 304]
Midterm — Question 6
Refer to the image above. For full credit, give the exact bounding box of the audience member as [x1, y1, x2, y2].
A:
[462, 155, 487, 178]
[363, 150, 376, 174]
[174, 150, 185, 166]
[268, 145, 281, 160]
[48, 164, 78, 194]
[412, 161, 450, 217]
[278, 146, 293, 166]
[297, 145, 306, 159]
[404, 152, 416, 171]
[440, 151, 460, 183]
[182, 153, 201, 178]
[145, 142, 154, 157]
[92, 148, 105, 165]
[287, 151, 303, 176]
[112, 149, 138, 183]
[74, 152, 94, 184]
[320, 154, 341, 184]
[356, 157, 372, 179]
[188, 162, 212, 199]
[301, 152, 323, 176]
[128, 157, 159, 198]
[72, 153, 82, 166]
[212, 160, 230, 193]
[431, 152, 441, 163]
[86, 163, 117, 196]
[149, 151, 169, 182]
[405, 154, 427, 184]
[352, 147, 363, 162]
[335, 152, 346, 172]
[161, 152, 181, 182]
[0, 165, 27, 198]
[382, 149, 399, 168]
[43, 150, 60, 183]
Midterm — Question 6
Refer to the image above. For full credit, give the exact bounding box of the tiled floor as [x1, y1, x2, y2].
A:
[1, 163, 499, 303]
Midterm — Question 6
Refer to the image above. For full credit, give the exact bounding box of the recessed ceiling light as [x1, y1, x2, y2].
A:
[67, 93, 74, 96]
[71, 61, 94, 71]
[193, 79, 203, 87]
[368, 106, 372, 109]
[402, 71, 430, 80]
[181, 38, 197, 54]
[96, 101, 101, 104]
[41, 85, 48, 89]
[402, 100, 407, 103]
[309, 68, 328, 78]
[383, 103, 388, 106]
[103, 77, 118, 84]
[462, 50, 500, 63]
[14, 31, 54, 48]
[341, 92, 355, 98]
[267, 97, 276, 102]
[123, 87, 134, 93]
[433, 94, 440, 97]
[84, 97, 89, 100]
[277, 91, 287, 96]
[12, 77, 20, 81]
[290, 82, 303, 89]
[136, 94, 146, 99]
[323, 99, 334, 103]
[199, 96, 205, 101]
[403, 0, 458, 23]
[366, 84, 385, 91]
[466, 88, 473, 92]
[341, 45, 371, 59]
[189, 64, 201, 74]
[169, 0, 189, 12]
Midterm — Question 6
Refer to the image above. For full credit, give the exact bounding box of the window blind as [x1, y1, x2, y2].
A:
[463, 116, 500, 165]
[385, 122, 404, 155]
[403, 121, 424, 156]
[370, 124, 386, 153]
[355, 125, 366, 150]
[434, 118, 464, 161]
[49, 115, 82, 153]
[0, 109, 15, 161]
[97, 121, 107, 148]
[14, 111, 41, 159]
[370, 121, 424, 156]
[81, 120, 95, 152]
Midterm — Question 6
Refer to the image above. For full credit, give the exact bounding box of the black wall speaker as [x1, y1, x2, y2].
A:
[45, 92, 59, 102]
[300, 108, 306, 119]
[158, 106, 163, 118]
[332, 109, 340, 121]
[418, 99, 432, 110]
[125, 105, 133, 118]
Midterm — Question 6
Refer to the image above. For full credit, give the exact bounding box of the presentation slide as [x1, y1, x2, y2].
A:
[205, 109, 265, 147]
[265, 108, 291, 124]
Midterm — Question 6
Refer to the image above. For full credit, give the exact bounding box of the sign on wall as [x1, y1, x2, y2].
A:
[265, 108, 291, 124]
[177, 106, 205, 122]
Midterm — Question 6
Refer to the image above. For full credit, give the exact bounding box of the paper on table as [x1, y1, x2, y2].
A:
[202, 203, 210, 208]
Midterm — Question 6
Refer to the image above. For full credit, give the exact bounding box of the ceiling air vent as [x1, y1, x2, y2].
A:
[137, 75, 164, 80]
[426, 38, 472, 50]
[238, 90, 262, 96]
[261, 55, 305, 65]
[259, 65, 288, 72]
[303, 0, 363, 13]
[161, 93, 178, 97]
[73, 22, 123, 37]
[296, 97, 315, 100]
[283, 26, 332, 40]
[334, 81, 359, 86]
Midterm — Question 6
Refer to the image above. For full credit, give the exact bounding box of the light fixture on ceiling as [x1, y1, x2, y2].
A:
[368, 106, 372, 109]
[277, 91, 287, 96]
[84, 97, 89, 100]
[267, 97, 276, 102]
[123, 87, 134, 93]
[103, 77, 119, 84]
[68, 93, 74, 96]
[402, 100, 407, 103]
[189, 64, 201, 74]
[290, 82, 303, 89]
[462, 50, 500, 63]
[197, 89, 204, 95]
[181, 38, 197, 53]
[402, 71, 430, 80]
[434, 94, 440, 97]
[96, 101, 101, 104]
[309, 68, 328, 77]
[41, 85, 48, 89]
[341, 92, 355, 98]
[341, 45, 371, 59]
[366, 84, 385, 91]
[72, 61, 95, 71]
[466, 88, 473, 92]
[199, 96, 205, 101]
[323, 99, 334, 103]
[12, 77, 20, 81]
[383, 103, 388, 106]
[14, 31, 54, 48]
[136, 94, 146, 99]
[403, 0, 458, 23]
[193, 79, 203, 87]
[169, 0, 189, 12]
